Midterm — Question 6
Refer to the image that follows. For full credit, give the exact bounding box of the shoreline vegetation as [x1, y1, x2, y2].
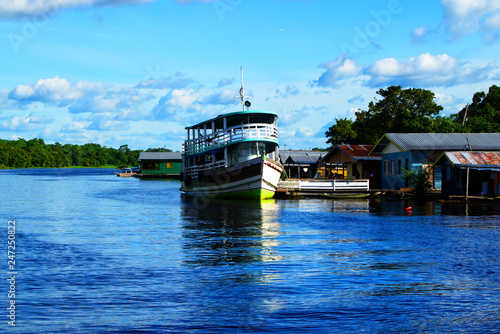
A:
[0, 138, 172, 170]
[0, 165, 119, 170]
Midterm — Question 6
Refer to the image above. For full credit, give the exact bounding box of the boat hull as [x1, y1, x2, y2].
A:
[181, 157, 283, 199]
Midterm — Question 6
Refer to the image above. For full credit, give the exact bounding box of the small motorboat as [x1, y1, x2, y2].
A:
[115, 167, 140, 177]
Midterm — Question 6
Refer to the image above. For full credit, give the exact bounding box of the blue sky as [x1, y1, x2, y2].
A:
[0, 0, 499, 151]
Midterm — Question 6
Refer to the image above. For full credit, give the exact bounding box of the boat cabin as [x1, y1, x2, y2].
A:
[182, 110, 280, 179]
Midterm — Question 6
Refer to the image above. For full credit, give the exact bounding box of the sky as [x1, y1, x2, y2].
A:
[0, 0, 499, 151]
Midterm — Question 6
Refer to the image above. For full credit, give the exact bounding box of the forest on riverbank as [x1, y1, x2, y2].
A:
[0, 138, 171, 169]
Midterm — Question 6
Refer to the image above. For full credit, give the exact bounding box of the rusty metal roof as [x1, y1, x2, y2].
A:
[338, 144, 380, 161]
[441, 151, 500, 169]
[319, 145, 381, 163]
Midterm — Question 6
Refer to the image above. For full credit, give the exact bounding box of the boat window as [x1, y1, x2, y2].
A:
[241, 146, 250, 156]
[251, 145, 257, 156]
[258, 144, 266, 156]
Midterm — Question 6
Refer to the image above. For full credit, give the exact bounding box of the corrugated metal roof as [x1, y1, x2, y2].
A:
[137, 152, 182, 161]
[279, 150, 324, 164]
[338, 144, 381, 161]
[442, 151, 500, 168]
[372, 133, 500, 154]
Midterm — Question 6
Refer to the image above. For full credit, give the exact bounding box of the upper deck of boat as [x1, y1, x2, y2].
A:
[185, 110, 278, 131]
[183, 110, 279, 156]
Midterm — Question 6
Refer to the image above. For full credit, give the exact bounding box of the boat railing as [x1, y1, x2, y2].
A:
[183, 123, 278, 156]
[185, 160, 226, 178]
[278, 179, 370, 192]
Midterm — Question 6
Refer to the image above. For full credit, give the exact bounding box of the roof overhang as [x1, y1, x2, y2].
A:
[435, 151, 500, 171]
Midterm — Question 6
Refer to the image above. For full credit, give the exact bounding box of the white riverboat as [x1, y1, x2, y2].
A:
[180, 70, 283, 199]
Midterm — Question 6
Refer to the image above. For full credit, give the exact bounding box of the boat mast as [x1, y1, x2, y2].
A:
[238, 66, 251, 111]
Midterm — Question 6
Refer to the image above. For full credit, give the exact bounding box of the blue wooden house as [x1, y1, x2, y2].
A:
[369, 133, 500, 190]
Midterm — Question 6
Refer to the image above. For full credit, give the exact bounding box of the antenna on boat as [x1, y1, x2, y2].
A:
[237, 65, 252, 111]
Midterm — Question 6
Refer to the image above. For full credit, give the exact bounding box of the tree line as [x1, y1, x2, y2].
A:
[0, 138, 172, 169]
[326, 85, 500, 146]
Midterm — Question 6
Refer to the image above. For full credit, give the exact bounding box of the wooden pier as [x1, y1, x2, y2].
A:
[276, 179, 371, 197]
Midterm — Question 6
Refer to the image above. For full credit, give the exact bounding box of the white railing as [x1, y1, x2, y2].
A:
[183, 123, 278, 155]
[278, 179, 370, 192]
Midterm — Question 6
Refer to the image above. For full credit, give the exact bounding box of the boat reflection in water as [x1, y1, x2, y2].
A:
[180, 196, 282, 274]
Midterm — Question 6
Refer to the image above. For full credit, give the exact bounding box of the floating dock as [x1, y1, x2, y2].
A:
[275, 179, 372, 198]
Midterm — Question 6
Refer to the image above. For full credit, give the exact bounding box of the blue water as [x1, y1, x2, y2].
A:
[1, 168, 500, 333]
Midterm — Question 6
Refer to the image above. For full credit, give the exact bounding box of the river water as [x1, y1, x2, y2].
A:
[1, 168, 500, 333]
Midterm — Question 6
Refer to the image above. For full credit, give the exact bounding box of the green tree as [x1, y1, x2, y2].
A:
[325, 118, 358, 145]
[453, 85, 500, 133]
[355, 86, 444, 144]
[403, 167, 433, 200]
[326, 86, 444, 145]
[0, 138, 158, 169]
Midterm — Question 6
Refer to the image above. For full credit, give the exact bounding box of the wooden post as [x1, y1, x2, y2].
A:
[466, 167, 470, 201]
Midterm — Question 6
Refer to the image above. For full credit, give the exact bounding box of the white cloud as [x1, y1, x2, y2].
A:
[279, 106, 310, 127]
[135, 74, 194, 90]
[411, 26, 430, 44]
[217, 78, 235, 88]
[0, 0, 155, 19]
[85, 114, 127, 131]
[347, 95, 364, 105]
[69, 87, 153, 114]
[8, 76, 154, 115]
[274, 85, 300, 99]
[201, 89, 237, 105]
[60, 122, 86, 133]
[9, 76, 82, 105]
[27, 113, 55, 124]
[0, 114, 45, 131]
[0, 89, 24, 110]
[296, 127, 316, 138]
[150, 89, 203, 121]
[314, 54, 362, 88]
[441, 0, 500, 38]
[316, 53, 499, 89]
[365, 53, 497, 87]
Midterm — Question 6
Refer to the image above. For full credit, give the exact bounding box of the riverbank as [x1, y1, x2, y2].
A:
[0, 164, 121, 170]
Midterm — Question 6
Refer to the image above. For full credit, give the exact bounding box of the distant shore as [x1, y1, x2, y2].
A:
[0, 165, 122, 170]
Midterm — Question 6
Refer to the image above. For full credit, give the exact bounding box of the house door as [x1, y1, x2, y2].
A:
[404, 159, 409, 187]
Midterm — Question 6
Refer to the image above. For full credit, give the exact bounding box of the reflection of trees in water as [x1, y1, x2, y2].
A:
[180, 196, 282, 270]
[369, 198, 500, 217]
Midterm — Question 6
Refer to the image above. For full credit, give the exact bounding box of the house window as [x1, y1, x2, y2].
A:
[391, 160, 395, 176]
[384, 160, 388, 176]
[397, 159, 402, 175]
[144, 162, 159, 170]
[166, 161, 172, 169]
